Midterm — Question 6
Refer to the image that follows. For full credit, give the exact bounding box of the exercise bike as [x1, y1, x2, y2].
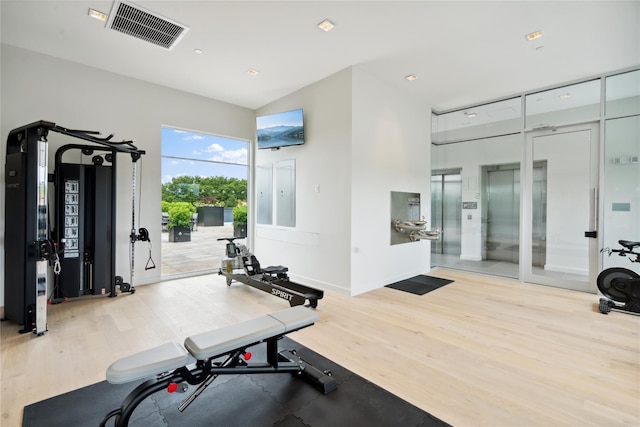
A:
[597, 240, 640, 315]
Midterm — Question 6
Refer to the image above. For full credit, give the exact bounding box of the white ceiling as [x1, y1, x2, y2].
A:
[1, 1, 639, 111]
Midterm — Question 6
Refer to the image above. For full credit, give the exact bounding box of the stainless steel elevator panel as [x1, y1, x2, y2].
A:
[485, 168, 520, 263]
[431, 172, 461, 255]
[483, 163, 546, 266]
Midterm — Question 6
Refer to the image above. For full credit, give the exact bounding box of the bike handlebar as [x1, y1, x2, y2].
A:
[601, 246, 640, 263]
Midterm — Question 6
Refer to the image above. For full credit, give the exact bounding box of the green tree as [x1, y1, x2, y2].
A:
[162, 175, 247, 207]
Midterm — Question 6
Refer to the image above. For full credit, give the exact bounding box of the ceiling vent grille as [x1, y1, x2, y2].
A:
[106, 1, 189, 50]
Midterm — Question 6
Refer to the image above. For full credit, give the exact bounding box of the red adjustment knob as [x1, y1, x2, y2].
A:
[244, 351, 252, 361]
[167, 383, 178, 393]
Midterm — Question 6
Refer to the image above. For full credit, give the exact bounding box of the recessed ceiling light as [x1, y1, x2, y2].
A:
[405, 74, 417, 81]
[247, 69, 260, 76]
[525, 30, 543, 41]
[466, 112, 477, 118]
[88, 8, 108, 22]
[559, 93, 571, 99]
[194, 49, 203, 54]
[318, 19, 335, 32]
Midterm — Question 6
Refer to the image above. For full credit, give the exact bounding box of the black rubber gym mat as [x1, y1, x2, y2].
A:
[385, 275, 454, 295]
[22, 336, 450, 427]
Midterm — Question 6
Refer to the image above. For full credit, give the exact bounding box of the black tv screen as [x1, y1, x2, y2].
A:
[256, 109, 304, 150]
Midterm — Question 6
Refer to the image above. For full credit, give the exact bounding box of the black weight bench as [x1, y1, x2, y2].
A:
[100, 306, 336, 427]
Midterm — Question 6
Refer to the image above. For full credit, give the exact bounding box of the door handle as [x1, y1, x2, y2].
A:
[585, 187, 598, 238]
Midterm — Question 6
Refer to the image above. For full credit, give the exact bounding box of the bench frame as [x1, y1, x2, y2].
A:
[100, 308, 336, 427]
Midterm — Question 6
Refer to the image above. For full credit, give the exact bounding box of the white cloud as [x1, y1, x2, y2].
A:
[173, 129, 188, 134]
[205, 143, 224, 153]
[192, 143, 223, 156]
[185, 135, 205, 141]
[209, 148, 248, 165]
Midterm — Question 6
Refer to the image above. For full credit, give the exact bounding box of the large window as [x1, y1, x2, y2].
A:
[161, 126, 249, 278]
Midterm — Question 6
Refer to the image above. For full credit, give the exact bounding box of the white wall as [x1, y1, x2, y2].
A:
[350, 66, 432, 294]
[1, 45, 436, 308]
[254, 69, 353, 295]
[255, 66, 432, 296]
[0, 44, 255, 307]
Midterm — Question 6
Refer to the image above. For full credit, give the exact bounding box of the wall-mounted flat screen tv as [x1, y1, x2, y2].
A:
[256, 108, 304, 150]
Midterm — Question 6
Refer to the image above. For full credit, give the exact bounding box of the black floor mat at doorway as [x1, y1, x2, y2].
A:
[22, 336, 451, 427]
[385, 275, 454, 295]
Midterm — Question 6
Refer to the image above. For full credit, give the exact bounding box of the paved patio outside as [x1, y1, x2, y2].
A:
[161, 223, 240, 277]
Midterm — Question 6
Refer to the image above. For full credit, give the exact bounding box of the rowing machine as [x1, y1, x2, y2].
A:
[217, 237, 324, 308]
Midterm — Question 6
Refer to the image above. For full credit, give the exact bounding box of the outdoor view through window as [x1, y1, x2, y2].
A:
[161, 126, 248, 277]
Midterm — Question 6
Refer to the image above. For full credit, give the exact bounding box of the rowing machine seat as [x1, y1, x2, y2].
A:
[262, 265, 288, 275]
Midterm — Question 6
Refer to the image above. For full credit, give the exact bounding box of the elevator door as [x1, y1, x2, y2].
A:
[484, 163, 546, 266]
[431, 172, 461, 255]
[485, 166, 520, 263]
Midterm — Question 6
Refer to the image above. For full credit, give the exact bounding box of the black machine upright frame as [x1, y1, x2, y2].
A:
[4, 120, 144, 335]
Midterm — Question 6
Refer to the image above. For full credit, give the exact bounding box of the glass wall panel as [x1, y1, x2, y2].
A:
[602, 116, 640, 274]
[432, 97, 521, 144]
[606, 70, 640, 117]
[530, 130, 591, 282]
[525, 79, 600, 128]
[431, 134, 521, 278]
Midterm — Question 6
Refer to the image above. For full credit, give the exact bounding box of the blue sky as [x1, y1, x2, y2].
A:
[161, 126, 248, 183]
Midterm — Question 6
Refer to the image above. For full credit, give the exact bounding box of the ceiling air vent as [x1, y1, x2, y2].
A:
[106, 1, 189, 50]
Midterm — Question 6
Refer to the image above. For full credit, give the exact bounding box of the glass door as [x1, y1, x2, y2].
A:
[523, 123, 599, 292]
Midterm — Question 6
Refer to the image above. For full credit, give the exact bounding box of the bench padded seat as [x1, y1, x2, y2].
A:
[106, 342, 196, 384]
[184, 306, 318, 361]
[269, 306, 319, 332]
[105, 307, 318, 385]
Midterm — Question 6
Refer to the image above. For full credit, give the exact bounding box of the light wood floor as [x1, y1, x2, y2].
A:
[1, 269, 638, 426]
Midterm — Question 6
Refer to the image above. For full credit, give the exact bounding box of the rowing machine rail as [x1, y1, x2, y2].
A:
[217, 237, 323, 308]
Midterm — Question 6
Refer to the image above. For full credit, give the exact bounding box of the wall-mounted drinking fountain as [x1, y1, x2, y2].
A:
[392, 218, 440, 241]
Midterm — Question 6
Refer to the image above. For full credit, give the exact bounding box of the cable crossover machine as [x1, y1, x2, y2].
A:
[3, 120, 149, 335]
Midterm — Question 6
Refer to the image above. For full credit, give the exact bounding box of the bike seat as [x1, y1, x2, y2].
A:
[619, 240, 640, 250]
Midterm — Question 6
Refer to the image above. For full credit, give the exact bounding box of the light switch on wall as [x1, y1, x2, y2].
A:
[314, 184, 320, 193]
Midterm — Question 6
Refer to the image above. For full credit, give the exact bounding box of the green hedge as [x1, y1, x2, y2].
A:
[232, 205, 247, 227]
[166, 202, 196, 228]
